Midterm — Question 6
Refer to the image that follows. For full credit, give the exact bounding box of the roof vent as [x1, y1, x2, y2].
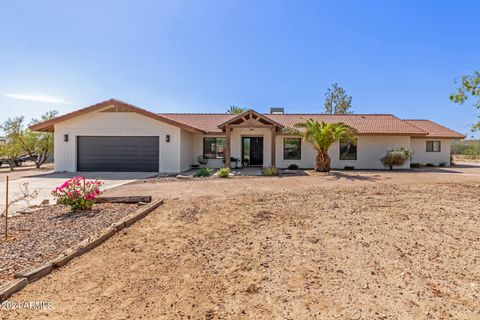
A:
[270, 107, 284, 114]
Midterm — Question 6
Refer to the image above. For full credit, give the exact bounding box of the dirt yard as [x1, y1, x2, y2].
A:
[4, 167, 480, 319]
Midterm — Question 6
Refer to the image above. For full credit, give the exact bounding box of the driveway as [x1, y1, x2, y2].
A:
[0, 171, 156, 215]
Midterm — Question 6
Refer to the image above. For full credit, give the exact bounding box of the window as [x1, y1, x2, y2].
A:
[426, 141, 441, 152]
[203, 137, 226, 159]
[284, 138, 301, 160]
[340, 140, 357, 160]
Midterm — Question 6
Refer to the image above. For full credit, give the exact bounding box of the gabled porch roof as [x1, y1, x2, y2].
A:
[217, 109, 284, 131]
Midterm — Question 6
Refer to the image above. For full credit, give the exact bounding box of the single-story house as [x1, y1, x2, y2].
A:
[30, 99, 465, 173]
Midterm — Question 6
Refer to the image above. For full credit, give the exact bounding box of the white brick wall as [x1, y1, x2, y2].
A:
[411, 138, 451, 166]
[54, 107, 181, 173]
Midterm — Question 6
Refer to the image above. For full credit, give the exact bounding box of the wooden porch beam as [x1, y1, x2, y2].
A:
[271, 125, 276, 167]
[225, 125, 231, 168]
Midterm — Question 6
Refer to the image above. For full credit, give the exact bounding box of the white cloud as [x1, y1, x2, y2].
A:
[5, 94, 71, 104]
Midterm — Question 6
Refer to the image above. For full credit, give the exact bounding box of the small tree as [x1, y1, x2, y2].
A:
[1, 111, 57, 168]
[324, 83, 353, 114]
[380, 148, 412, 170]
[450, 70, 480, 131]
[0, 140, 22, 171]
[226, 105, 247, 114]
[288, 119, 356, 172]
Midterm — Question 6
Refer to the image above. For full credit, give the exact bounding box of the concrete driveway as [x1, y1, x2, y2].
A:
[0, 171, 156, 215]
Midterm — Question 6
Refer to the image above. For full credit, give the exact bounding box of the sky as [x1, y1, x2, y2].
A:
[0, 0, 479, 137]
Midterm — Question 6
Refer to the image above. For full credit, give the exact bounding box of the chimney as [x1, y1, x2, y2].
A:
[270, 107, 284, 114]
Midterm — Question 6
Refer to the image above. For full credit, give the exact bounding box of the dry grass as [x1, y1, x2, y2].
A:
[8, 180, 480, 319]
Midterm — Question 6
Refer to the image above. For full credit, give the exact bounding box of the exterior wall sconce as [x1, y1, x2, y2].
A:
[249, 127, 254, 131]
[64, 134, 69, 142]
[166, 135, 170, 143]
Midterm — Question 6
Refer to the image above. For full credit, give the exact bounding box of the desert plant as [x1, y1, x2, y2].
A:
[410, 162, 421, 168]
[263, 166, 280, 176]
[287, 163, 299, 170]
[194, 167, 212, 177]
[286, 119, 356, 172]
[226, 105, 247, 114]
[52, 176, 104, 211]
[380, 148, 412, 170]
[217, 167, 231, 178]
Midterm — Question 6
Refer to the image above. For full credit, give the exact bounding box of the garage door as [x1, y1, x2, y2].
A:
[77, 136, 159, 172]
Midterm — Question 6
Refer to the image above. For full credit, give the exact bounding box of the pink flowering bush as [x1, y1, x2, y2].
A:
[52, 176, 104, 211]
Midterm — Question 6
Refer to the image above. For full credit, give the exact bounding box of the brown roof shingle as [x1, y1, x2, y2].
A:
[404, 120, 466, 139]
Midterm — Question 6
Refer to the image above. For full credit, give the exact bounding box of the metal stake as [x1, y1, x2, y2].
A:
[5, 176, 8, 240]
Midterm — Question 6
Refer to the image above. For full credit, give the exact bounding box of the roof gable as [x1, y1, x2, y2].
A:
[404, 120, 466, 139]
[217, 109, 284, 130]
[29, 99, 203, 133]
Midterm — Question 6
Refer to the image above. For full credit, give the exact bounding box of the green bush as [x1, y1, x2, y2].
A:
[263, 166, 280, 176]
[380, 148, 412, 170]
[410, 162, 421, 168]
[194, 167, 212, 177]
[343, 166, 355, 170]
[287, 163, 299, 170]
[425, 163, 434, 167]
[217, 167, 231, 178]
[439, 162, 447, 167]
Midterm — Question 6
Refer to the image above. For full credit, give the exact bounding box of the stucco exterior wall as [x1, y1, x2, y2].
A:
[180, 130, 194, 171]
[54, 107, 181, 173]
[410, 138, 451, 166]
[276, 135, 412, 169]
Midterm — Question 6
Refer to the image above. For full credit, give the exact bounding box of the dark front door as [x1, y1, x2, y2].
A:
[242, 137, 263, 166]
[77, 136, 159, 172]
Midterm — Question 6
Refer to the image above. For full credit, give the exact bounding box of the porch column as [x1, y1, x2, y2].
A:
[225, 125, 231, 168]
[271, 125, 276, 167]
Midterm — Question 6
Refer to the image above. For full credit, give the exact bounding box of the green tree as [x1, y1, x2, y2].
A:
[1, 111, 58, 168]
[324, 83, 353, 114]
[450, 70, 480, 131]
[0, 140, 22, 171]
[226, 105, 247, 114]
[288, 119, 356, 172]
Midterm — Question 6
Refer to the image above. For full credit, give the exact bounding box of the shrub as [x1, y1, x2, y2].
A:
[343, 166, 355, 170]
[194, 167, 212, 177]
[439, 162, 447, 167]
[425, 163, 435, 167]
[410, 162, 421, 168]
[217, 167, 231, 178]
[263, 166, 280, 176]
[287, 163, 299, 170]
[52, 176, 103, 211]
[380, 148, 412, 170]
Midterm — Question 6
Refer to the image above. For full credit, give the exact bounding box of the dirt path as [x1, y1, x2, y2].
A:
[4, 176, 480, 319]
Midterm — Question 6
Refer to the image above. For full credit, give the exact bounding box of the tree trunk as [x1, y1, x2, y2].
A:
[315, 151, 331, 172]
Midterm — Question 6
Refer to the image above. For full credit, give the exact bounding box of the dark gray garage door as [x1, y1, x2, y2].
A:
[77, 136, 159, 172]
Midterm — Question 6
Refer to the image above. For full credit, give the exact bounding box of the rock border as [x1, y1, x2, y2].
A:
[0, 199, 163, 302]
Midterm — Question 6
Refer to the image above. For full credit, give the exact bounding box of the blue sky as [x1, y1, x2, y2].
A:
[0, 0, 479, 137]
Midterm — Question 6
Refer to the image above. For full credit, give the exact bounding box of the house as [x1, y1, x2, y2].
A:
[30, 99, 465, 173]
[0, 137, 6, 145]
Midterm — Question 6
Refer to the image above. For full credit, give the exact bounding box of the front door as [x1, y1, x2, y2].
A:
[242, 137, 264, 166]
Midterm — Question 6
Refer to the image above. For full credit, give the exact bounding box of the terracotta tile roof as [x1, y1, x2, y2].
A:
[404, 120, 466, 139]
[159, 114, 235, 133]
[160, 113, 428, 135]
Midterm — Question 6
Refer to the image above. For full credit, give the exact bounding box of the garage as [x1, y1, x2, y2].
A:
[77, 136, 159, 172]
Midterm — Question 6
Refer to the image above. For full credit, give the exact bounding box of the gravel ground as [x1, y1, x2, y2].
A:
[6, 179, 480, 319]
[0, 203, 138, 282]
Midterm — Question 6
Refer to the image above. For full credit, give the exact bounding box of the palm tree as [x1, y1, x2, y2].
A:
[290, 119, 356, 172]
[226, 105, 247, 114]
